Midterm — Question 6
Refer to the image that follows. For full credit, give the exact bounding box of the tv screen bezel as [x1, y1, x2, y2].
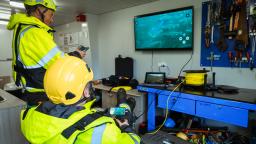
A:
[134, 6, 194, 51]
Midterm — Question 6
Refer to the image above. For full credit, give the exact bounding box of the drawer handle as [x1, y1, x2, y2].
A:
[199, 103, 223, 109]
[200, 103, 210, 106]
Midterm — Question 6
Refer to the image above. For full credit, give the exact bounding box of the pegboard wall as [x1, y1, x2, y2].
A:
[201, 0, 256, 69]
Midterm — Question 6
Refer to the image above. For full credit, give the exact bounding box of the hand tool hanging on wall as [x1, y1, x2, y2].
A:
[249, 29, 256, 70]
[228, 0, 248, 68]
[210, 52, 214, 71]
[246, 51, 251, 63]
[211, 26, 215, 44]
[235, 0, 249, 52]
[211, 0, 222, 49]
[233, 0, 242, 31]
[217, 23, 228, 51]
[220, 0, 231, 21]
[225, 0, 240, 39]
[234, 50, 242, 67]
[211, 0, 222, 25]
[228, 51, 233, 67]
[249, 1, 256, 70]
[238, 51, 243, 67]
[217, 0, 229, 51]
[202, 0, 256, 68]
[246, 0, 252, 69]
[205, 3, 212, 48]
[210, 0, 223, 45]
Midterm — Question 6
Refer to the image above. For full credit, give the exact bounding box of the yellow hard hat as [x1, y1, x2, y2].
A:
[24, 0, 56, 11]
[44, 56, 93, 105]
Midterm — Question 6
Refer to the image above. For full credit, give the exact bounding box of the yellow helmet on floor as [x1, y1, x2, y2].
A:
[24, 0, 57, 11]
[44, 56, 93, 105]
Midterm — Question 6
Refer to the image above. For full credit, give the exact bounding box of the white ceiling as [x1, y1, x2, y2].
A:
[0, 0, 158, 26]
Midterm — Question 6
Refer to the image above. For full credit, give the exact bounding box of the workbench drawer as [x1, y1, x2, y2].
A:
[196, 101, 248, 127]
[158, 95, 195, 115]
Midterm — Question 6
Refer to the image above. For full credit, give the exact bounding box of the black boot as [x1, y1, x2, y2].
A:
[126, 97, 136, 112]
[116, 88, 127, 105]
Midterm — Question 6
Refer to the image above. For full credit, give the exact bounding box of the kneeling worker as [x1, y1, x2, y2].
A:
[20, 56, 141, 144]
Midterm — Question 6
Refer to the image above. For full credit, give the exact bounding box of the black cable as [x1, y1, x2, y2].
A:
[134, 82, 183, 122]
[177, 51, 193, 81]
[134, 95, 153, 120]
[151, 50, 154, 72]
[146, 82, 183, 134]
[134, 89, 162, 121]
[135, 88, 182, 122]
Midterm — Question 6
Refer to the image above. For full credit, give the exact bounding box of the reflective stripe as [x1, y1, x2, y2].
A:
[26, 86, 41, 91]
[128, 133, 139, 144]
[17, 25, 64, 69]
[91, 124, 106, 144]
[25, 86, 44, 92]
[25, 64, 41, 69]
[25, 87, 36, 92]
[17, 26, 35, 64]
[36, 46, 63, 67]
[17, 55, 24, 65]
[25, 46, 63, 69]
[21, 26, 34, 37]
[26, 87, 35, 90]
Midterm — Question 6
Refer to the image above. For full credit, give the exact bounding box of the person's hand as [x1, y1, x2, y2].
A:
[76, 48, 86, 58]
[115, 118, 129, 127]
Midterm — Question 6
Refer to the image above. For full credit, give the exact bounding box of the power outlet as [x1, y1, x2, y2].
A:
[158, 62, 167, 67]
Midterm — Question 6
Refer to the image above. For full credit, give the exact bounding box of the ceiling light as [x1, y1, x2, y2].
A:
[0, 20, 8, 25]
[0, 13, 11, 20]
[82, 23, 87, 27]
[10, 1, 25, 9]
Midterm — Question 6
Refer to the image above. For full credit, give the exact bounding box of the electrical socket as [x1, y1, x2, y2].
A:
[158, 62, 167, 67]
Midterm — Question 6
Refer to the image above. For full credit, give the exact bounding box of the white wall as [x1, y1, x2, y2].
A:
[87, 14, 100, 79]
[54, 21, 92, 67]
[54, 14, 101, 79]
[91, 0, 256, 89]
[0, 25, 13, 78]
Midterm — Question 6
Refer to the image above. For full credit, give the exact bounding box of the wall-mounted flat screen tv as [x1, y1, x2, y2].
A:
[134, 6, 194, 50]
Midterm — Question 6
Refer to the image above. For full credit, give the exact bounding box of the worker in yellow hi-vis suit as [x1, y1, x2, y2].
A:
[7, 0, 85, 106]
[21, 56, 141, 144]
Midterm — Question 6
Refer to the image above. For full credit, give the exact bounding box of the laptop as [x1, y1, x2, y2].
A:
[139, 72, 166, 89]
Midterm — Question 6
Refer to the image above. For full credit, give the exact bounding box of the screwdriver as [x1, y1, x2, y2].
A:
[238, 51, 242, 68]
[246, 52, 250, 63]
[228, 51, 233, 67]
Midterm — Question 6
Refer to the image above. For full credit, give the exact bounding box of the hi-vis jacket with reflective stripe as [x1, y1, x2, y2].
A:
[7, 13, 65, 92]
[21, 100, 141, 144]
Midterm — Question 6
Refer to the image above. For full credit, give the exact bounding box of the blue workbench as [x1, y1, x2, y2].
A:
[137, 86, 256, 131]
